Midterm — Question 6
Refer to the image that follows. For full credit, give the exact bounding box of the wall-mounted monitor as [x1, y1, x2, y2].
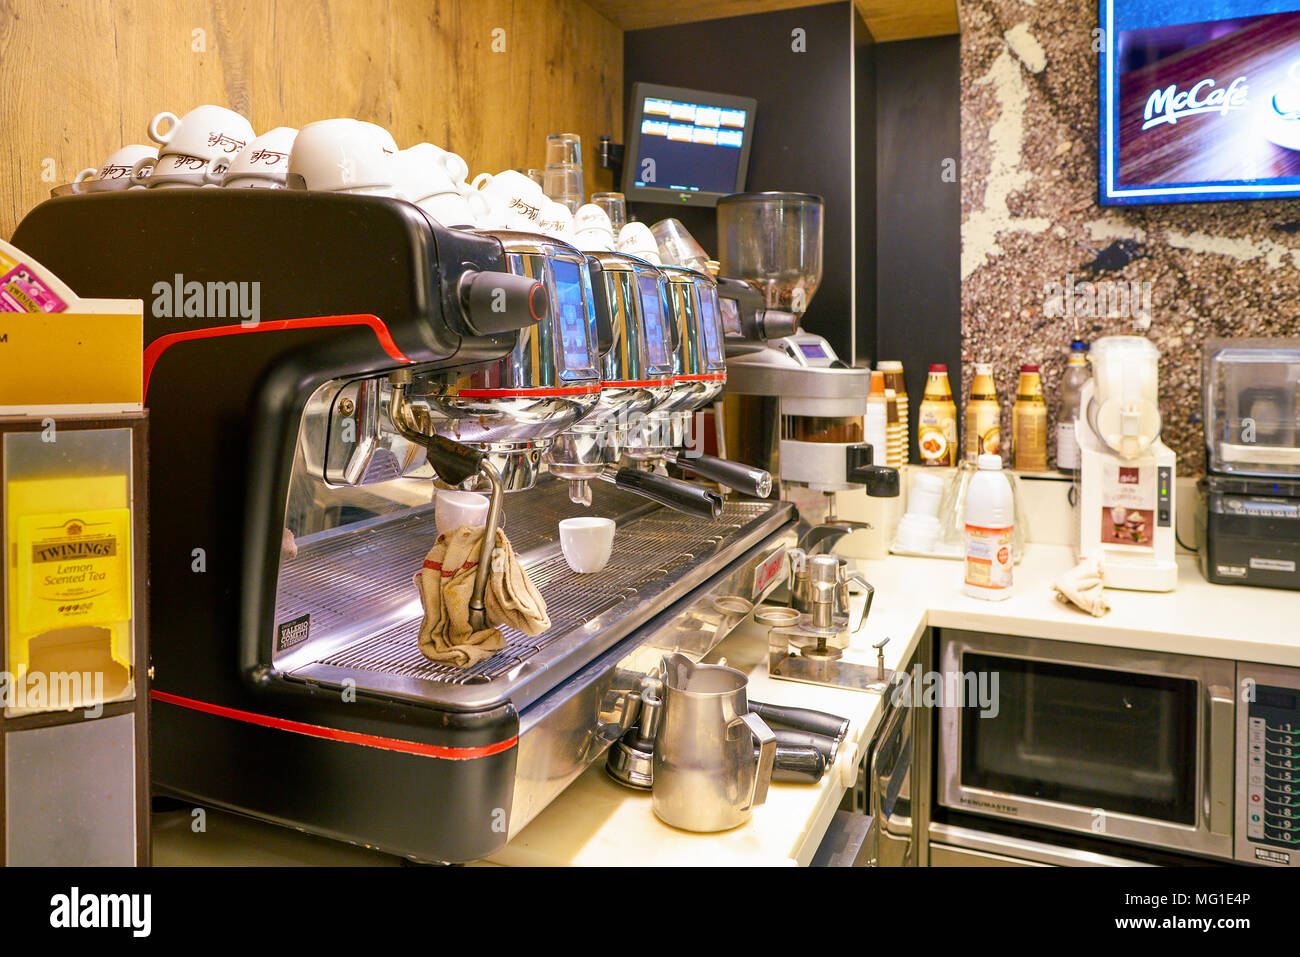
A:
[622, 82, 756, 207]
[1100, 0, 1300, 205]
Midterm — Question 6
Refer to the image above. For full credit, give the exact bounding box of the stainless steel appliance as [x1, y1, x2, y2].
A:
[11, 189, 797, 863]
[718, 192, 896, 527]
[1076, 336, 1178, 592]
[623, 265, 771, 498]
[651, 653, 777, 832]
[826, 636, 921, 867]
[930, 629, 1300, 866]
[1198, 338, 1300, 591]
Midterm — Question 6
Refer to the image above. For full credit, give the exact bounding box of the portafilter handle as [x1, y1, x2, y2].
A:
[666, 452, 772, 498]
[599, 467, 722, 520]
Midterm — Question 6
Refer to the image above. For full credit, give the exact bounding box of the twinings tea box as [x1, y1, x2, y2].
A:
[918, 364, 957, 466]
[6, 475, 133, 686]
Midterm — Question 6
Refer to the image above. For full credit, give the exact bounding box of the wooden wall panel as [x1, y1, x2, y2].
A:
[0, 0, 622, 240]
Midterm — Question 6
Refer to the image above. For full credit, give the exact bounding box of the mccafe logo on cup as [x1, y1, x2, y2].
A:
[1142, 75, 1249, 130]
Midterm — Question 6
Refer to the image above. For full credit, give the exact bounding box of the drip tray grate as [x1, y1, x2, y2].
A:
[276, 478, 777, 689]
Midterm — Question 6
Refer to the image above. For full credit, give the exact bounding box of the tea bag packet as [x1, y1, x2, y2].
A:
[414, 525, 549, 667]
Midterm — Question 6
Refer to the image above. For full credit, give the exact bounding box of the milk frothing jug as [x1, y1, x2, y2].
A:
[652, 653, 777, 832]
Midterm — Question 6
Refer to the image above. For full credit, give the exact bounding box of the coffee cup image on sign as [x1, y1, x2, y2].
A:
[1103, 506, 1152, 546]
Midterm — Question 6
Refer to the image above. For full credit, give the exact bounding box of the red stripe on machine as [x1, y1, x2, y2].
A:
[674, 373, 726, 382]
[142, 314, 412, 399]
[602, 378, 674, 388]
[454, 385, 601, 398]
[150, 689, 517, 759]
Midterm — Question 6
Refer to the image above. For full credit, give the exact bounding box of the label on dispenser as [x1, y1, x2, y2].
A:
[1099, 461, 1155, 548]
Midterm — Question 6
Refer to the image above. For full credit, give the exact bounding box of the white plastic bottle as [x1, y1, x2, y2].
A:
[963, 453, 1015, 601]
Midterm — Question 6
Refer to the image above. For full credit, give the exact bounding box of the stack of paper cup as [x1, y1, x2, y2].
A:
[865, 371, 889, 462]
[878, 360, 908, 462]
[885, 387, 907, 467]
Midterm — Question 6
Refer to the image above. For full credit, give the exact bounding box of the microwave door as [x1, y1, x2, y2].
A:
[938, 631, 1235, 861]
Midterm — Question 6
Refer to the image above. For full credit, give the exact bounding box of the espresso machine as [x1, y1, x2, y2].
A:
[12, 190, 796, 863]
[717, 192, 896, 542]
[1076, 336, 1178, 592]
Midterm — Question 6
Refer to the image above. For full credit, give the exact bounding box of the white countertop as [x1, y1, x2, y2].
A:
[481, 544, 1300, 866]
[154, 545, 1299, 866]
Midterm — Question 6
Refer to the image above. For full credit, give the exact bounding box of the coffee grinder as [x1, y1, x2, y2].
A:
[718, 192, 897, 546]
[1076, 336, 1178, 591]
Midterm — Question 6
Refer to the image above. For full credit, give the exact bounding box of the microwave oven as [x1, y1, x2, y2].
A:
[936, 630, 1300, 866]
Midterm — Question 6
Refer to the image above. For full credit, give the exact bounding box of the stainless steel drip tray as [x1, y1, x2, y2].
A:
[275, 478, 793, 714]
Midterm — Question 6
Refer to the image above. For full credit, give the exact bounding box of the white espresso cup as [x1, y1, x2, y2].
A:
[473, 169, 547, 224]
[573, 203, 615, 250]
[288, 118, 399, 193]
[223, 127, 298, 188]
[616, 221, 662, 264]
[395, 144, 464, 203]
[356, 121, 398, 155]
[148, 105, 255, 164]
[435, 489, 490, 534]
[74, 144, 158, 193]
[416, 189, 479, 228]
[132, 151, 226, 188]
[535, 200, 575, 241]
[558, 517, 616, 574]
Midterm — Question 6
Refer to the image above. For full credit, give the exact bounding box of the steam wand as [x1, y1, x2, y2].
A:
[388, 371, 504, 631]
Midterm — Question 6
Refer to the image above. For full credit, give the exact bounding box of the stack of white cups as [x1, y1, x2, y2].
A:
[132, 105, 255, 188]
[395, 143, 479, 226]
[894, 471, 944, 553]
[222, 127, 298, 189]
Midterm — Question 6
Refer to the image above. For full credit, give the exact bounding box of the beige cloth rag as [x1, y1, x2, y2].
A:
[1053, 554, 1110, 617]
[414, 524, 551, 667]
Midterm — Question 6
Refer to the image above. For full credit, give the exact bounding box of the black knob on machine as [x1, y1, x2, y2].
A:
[845, 443, 900, 497]
[458, 269, 549, 337]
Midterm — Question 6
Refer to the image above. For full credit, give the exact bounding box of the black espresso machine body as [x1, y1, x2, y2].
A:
[12, 191, 795, 862]
[12, 191, 545, 861]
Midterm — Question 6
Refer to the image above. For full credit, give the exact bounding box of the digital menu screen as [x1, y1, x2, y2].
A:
[637, 275, 670, 369]
[1101, 1, 1300, 205]
[696, 288, 724, 364]
[633, 95, 748, 195]
[624, 83, 756, 206]
[551, 259, 592, 372]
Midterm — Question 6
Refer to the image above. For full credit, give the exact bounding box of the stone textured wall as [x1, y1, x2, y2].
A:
[960, 0, 1300, 474]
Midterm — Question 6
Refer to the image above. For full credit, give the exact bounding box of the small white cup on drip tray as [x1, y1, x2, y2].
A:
[559, 517, 615, 574]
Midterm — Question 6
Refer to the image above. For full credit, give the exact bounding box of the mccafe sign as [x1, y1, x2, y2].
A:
[1141, 75, 1249, 130]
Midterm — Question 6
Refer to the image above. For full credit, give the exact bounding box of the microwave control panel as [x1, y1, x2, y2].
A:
[1238, 664, 1300, 866]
